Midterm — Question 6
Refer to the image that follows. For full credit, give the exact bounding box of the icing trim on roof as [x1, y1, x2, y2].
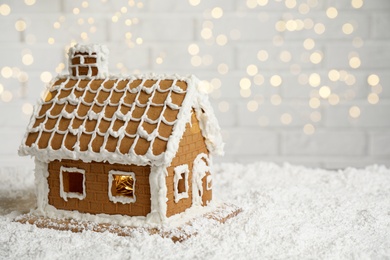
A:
[18, 74, 224, 166]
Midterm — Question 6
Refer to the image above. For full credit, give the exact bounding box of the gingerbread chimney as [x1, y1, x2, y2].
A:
[68, 44, 109, 78]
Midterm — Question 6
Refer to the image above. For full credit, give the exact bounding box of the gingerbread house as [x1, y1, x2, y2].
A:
[18, 44, 224, 224]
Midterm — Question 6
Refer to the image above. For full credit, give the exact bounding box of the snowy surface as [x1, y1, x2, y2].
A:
[1, 162, 390, 259]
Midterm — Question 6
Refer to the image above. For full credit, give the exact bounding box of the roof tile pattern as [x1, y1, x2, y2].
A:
[24, 77, 188, 161]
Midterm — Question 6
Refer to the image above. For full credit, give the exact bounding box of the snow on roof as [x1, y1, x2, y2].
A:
[18, 74, 224, 166]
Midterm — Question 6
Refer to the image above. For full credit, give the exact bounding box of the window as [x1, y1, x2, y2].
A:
[174, 164, 189, 203]
[59, 166, 86, 201]
[108, 170, 136, 204]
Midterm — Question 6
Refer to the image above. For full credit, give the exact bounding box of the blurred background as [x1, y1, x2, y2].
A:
[0, 0, 389, 169]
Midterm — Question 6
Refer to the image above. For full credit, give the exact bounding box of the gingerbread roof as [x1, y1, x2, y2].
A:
[19, 74, 224, 166]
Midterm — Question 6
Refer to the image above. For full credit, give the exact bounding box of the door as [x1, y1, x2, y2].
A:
[192, 153, 212, 206]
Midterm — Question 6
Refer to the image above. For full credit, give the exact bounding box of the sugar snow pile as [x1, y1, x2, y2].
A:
[1, 162, 390, 259]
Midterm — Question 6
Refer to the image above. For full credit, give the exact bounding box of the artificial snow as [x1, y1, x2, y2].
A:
[1, 162, 390, 259]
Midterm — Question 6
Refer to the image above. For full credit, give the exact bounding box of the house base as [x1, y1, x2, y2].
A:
[14, 203, 241, 242]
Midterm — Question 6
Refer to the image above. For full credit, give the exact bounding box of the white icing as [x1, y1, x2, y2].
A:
[192, 153, 210, 206]
[193, 82, 225, 157]
[173, 164, 189, 203]
[146, 165, 168, 223]
[87, 110, 98, 120]
[18, 74, 224, 167]
[68, 44, 109, 79]
[107, 170, 136, 204]
[34, 159, 50, 214]
[59, 166, 86, 201]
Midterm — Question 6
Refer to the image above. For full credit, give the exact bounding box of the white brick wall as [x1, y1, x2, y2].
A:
[0, 0, 389, 169]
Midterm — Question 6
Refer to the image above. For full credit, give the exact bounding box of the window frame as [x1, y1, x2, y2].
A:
[108, 170, 136, 204]
[59, 166, 86, 201]
[174, 164, 189, 203]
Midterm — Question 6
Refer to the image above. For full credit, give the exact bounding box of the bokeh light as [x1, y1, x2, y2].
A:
[73, 8, 80, 15]
[211, 7, 223, 19]
[257, 50, 269, 61]
[191, 56, 202, 67]
[247, 100, 258, 112]
[240, 78, 251, 90]
[1, 67, 13, 78]
[1, 90, 13, 102]
[314, 23, 325, 34]
[22, 54, 34, 66]
[319, 86, 331, 99]
[216, 35, 228, 46]
[281, 113, 292, 125]
[309, 73, 321, 87]
[258, 0, 269, 6]
[367, 93, 379, 104]
[40, 71, 52, 83]
[328, 70, 340, 81]
[15, 20, 27, 32]
[22, 103, 34, 115]
[0, 4, 11, 16]
[53, 22, 61, 29]
[342, 23, 354, 34]
[189, 0, 200, 6]
[310, 51, 323, 64]
[280, 51, 292, 62]
[309, 97, 321, 109]
[285, 0, 297, 9]
[270, 75, 282, 87]
[349, 106, 361, 118]
[303, 38, 315, 50]
[351, 0, 363, 9]
[367, 74, 380, 86]
[326, 7, 338, 19]
[254, 74, 265, 85]
[246, 0, 257, 9]
[25, 0, 36, 5]
[217, 63, 229, 75]
[349, 56, 361, 68]
[136, 37, 143, 44]
[328, 94, 340, 105]
[240, 88, 251, 98]
[303, 124, 315, 135]
[246, 65, 258, 76]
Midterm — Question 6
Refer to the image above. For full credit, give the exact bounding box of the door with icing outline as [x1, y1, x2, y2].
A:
[192, 153, 212, 206]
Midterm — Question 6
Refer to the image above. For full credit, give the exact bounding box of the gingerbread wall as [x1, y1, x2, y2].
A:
[165, 111, 211, 217]
[47, 160, 151, 216]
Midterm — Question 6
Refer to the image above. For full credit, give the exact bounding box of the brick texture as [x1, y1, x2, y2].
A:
[165, 111, 211, 217]
[47, 160, 151, 217]
[44, 112, 212, 217]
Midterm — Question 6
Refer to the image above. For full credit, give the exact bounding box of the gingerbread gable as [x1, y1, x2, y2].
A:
[18, 73, 223, 166]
